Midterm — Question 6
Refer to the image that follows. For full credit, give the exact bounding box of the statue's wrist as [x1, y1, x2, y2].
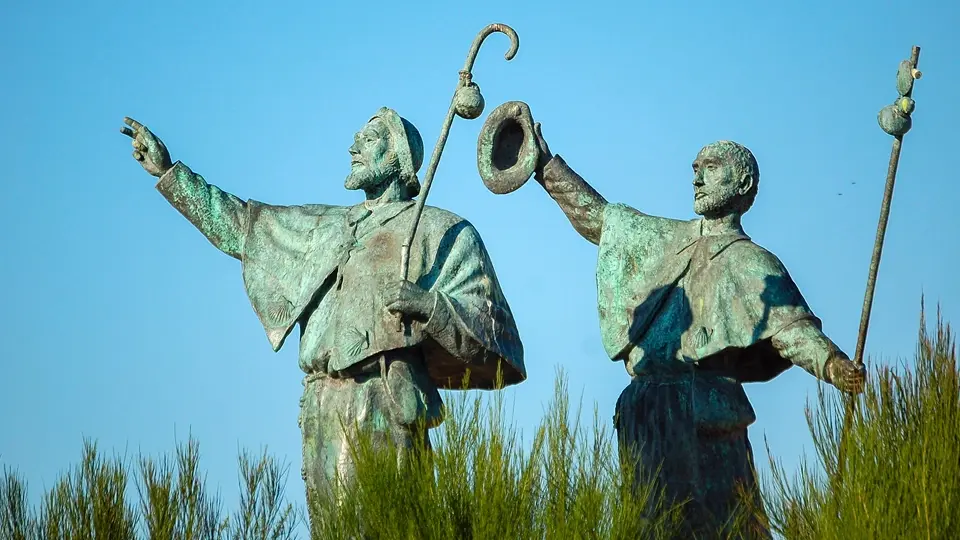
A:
[155, 162, 178, 186]
[535, 153, 557, 186]
[540, 152, 556, 170]
[823, 354, 852, 386]
[823, 357, 836, 383]
[421, 291, 451, 337]
[422, 291, 439, 320]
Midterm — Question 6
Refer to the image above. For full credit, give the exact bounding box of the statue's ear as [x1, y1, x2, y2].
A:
[738, 173, 755, 196]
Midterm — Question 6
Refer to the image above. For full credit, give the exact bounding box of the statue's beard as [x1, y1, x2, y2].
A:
[693, 188, 738, 216]
[345, 155, 400, 194]
[345, 164, 388, 192]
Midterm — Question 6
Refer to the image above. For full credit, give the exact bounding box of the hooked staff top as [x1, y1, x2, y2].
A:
[461, 23, 519, 74]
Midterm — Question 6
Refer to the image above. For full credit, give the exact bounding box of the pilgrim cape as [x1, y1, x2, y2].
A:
[157, 162, 524, 390]
[596, 203, 820, 382]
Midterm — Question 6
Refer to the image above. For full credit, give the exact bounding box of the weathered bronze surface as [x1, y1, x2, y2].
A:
[482, 106, 865, 536]
[477, 100, 539, 194]
[119, 104, 525, 522]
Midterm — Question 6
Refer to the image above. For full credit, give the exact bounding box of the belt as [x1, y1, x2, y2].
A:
[303, 348, 426, 385]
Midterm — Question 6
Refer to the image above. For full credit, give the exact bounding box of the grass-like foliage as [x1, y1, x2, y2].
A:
[3, 305, 957, 539]
[766, 302, 959, 538]
[0, 439, 300, 540]
[307, 372, 689, 539]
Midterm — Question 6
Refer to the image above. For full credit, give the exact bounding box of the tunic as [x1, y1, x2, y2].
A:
[539, 154, 848, 537]
[155, 161, 525, 501]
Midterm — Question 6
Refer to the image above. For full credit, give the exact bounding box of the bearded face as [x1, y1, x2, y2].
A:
[691, 144, 750, 217]
[344, 118, 399, 193]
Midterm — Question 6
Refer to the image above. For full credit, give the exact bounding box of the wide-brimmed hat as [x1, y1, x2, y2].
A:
[476, 100, 539, 195]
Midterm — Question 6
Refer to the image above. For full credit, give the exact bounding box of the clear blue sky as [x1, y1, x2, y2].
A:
[2, 0, 957, 523]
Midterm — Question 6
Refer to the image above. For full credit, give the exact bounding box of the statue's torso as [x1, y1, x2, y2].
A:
[295, 201, 454, 375]
[625, 238, 734, 374]
[599, 203, 810, 384]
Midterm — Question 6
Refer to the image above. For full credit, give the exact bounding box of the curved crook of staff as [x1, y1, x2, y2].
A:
[396, 23, 520, 332]
[461, 23, 520, 72]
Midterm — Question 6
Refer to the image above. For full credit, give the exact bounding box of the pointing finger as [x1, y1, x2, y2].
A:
[123, 117, 144, 131]
[120, 126, 136, 139]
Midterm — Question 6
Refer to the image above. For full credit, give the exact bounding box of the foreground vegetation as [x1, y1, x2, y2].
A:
[766, 304, 959, 538]
[305, 375, 698, 539]
[0, 440, 299, 540]
[3, 305, 957, 538]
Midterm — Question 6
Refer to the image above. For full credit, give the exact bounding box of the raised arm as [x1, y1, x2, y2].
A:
[532, 123, 608, 245]
[120, 117, 247, 259]
[155, 162, 247, 259]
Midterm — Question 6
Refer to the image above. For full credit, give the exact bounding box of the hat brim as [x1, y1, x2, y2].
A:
[476, 101, 539, 195]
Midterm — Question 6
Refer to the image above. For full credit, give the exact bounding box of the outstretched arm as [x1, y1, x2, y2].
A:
[155, 162, 247, 259]
[771, 319, 865, 394]
[532, 123, 608, 245]
[537, 155, 608, 245]
[121, 117, 247, 259]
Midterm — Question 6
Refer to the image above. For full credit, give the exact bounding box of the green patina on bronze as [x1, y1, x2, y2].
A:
[480, 108, 866, 537]
[878, 55, 921, 138]
[119, 106, 525, 525]
[118, 24, 529, 532]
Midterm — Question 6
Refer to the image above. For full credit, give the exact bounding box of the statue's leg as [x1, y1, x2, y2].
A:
[381, 354, 438, 470]
[614, 376, 705, 535]
[740, 436, 772, 539]
[696, 428, 771, 539]
[300, 374, 350, 514]
[299, 371, 400, 532]
[300, 354, 437, 534]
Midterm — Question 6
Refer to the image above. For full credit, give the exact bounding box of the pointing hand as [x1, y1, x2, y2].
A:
[120, 117, 173, 178]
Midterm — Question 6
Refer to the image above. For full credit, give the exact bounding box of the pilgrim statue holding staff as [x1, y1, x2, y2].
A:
[119, 24, 526, 524]
[475, 100, 866, 536]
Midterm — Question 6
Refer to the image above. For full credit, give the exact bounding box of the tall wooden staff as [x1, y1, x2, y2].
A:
[838, 45, 923, 476]
[396, 23, 520, 331]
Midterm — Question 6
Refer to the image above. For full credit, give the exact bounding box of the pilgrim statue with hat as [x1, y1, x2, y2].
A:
[476, 102, 865, 537]
[119, 108, 525, 514]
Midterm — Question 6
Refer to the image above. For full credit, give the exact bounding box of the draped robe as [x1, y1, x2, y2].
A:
[540, 155, 847, 537]
[156, 161, 525, 501]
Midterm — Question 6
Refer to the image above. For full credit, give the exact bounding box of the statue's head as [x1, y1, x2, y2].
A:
[691, 140, 760, 217]
[345, 107, 424, 199]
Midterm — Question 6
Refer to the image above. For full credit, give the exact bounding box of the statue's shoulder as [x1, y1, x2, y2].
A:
[419, 204, 475, 231]
[605, 202, 693, 232]
[246, 201, 348, 231]
[722, 238, 791, 278]
[248, 200, 346, 217]
[602, 203, 698, 254]
[297, 203, 345, 215]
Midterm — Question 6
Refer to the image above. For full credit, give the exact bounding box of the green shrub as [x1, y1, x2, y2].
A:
[306, 371, 688, 539]
[0, 439, 299, 540]
[6, 305, 956, 539]
[766, 302, 959, 538]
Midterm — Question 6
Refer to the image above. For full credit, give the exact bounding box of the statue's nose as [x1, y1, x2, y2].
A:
[348, 134, 362, 154]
